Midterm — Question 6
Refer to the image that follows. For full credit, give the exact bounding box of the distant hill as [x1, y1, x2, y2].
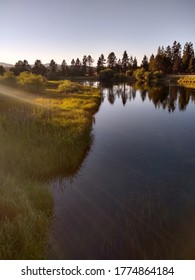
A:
[0, 62, 59, 69]
[0, 62, 14, 68]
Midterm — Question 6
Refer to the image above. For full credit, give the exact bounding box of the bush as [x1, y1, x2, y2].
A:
[58, 80, 85, 93]
[99, 68, 114, 82]
[0, 71, 16, 85]
[0, 65, 5, 75]
[17, 72, 47, 91]
[133, 68, 145, 81]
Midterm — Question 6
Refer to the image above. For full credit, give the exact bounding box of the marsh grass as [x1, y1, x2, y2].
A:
[0, 81, 101, 259]
[0, 173, 53, 259]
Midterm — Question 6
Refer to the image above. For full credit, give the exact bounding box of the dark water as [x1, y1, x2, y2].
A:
[49, 84, 195, 260]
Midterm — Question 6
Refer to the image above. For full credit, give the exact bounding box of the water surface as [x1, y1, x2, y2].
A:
[49, 84, 195, 259]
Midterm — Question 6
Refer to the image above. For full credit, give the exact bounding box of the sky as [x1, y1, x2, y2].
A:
[1, 0, 195, 65]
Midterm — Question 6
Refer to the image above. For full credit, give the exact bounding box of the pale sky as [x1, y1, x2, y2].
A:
[1, 0, 195, 65]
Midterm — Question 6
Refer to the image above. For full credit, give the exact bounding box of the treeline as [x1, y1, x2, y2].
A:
[0, 56, 95, 80]
[0, 41, 194, 80]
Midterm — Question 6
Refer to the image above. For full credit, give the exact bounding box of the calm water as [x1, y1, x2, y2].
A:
[49, 84, 195, 260]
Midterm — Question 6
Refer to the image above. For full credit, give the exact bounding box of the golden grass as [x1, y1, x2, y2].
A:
[0, 80, 101, 259]
[178, 75, 195, 89]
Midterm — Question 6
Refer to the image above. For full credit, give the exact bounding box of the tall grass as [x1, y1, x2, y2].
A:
[0, 81, 101, 259]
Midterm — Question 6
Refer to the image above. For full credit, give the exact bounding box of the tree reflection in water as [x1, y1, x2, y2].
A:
[103, 82, 195, 112]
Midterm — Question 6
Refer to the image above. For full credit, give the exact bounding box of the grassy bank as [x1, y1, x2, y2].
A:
[0, 80, 101, 259]
[177, 75, 195, 89]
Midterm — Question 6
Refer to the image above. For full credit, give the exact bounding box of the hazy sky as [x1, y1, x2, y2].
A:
[1, 0, 195, 65]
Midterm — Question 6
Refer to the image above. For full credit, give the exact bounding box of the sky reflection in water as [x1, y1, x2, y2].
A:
[49, 84, 195, 260]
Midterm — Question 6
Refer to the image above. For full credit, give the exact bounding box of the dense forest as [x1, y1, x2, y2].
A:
[0, 41, 195, 80]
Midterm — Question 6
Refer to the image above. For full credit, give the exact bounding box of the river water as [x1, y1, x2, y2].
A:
[49, 84, 195, 259]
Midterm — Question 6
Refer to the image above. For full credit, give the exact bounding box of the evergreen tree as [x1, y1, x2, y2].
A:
[82, 55, 87, 76]
[141, 55, 149, 71]
[188, 57, 195, 73]
[61, 59, 68, 77]
[132, 57, 138, 69]
[47, 59, 58, 79]
[97, 54, 106, 73]
[116, 59, 122, 72]
[172, 56, 181, 74]
[165, 45, 172, 73]
[11, 60, 31, 75]
[32, 60, 47, 76]
[121, 50, 129, 72]
[75, 58, 82, 75]
[182, 42, 194, 72]
[129, 56, 133, 69]
[0, 65, 5, 75]
[87, 55, 94, 75]
[107, 52, 117, 69]
[48, 59, 58, 72]
[149, 54, 155, 72]
[171, 41, 181, 73]
[70, 59, 76, 75]
[87, 55, 94, 67]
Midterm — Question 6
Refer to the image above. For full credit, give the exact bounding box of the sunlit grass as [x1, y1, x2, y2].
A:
[0, 80, 101, 259]
[178, 75, 195, 89]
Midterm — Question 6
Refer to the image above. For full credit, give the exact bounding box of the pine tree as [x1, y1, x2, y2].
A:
[11, 60, 31, 75]
[32, 60, 47, 76]
[188, 57, 195, 73]
[82, 55, 87, 76]
[171, 41, 181, 73]
[75, 58, 82, 75]
[49, 59, 58, 72]
[121, 50, 129, 72]
[182, 42, 194, 72]
[97, 54, 106, 73]
[132, 57, 138, 69]
[61, 59, 68, 77]
[129, 56, 133, 69]
[141, 55, 149, 71]
[149, 54, 155, 72]
[172, 56, 181, 74]
[107, 52, 117, 69]
[87, 55, 94, 75]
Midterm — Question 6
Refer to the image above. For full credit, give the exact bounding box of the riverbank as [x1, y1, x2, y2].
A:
[177, 75, 195, 89]
[0, 81, 101, 259]
[157, 74, 195, 88]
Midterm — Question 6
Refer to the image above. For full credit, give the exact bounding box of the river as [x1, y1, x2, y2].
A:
[48, 83, 195, 259]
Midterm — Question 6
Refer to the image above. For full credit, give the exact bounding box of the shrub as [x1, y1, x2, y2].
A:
[133, 68, 145, 81]
[17, 72, 47, 91]
[0, 71, 16, 85]
[58, 80, 85, 93]
[99, 68, 114, 82]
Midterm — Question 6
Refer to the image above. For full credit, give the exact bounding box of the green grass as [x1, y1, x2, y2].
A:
[0, 173, 53, 259]
[0, 80, 101, 259]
